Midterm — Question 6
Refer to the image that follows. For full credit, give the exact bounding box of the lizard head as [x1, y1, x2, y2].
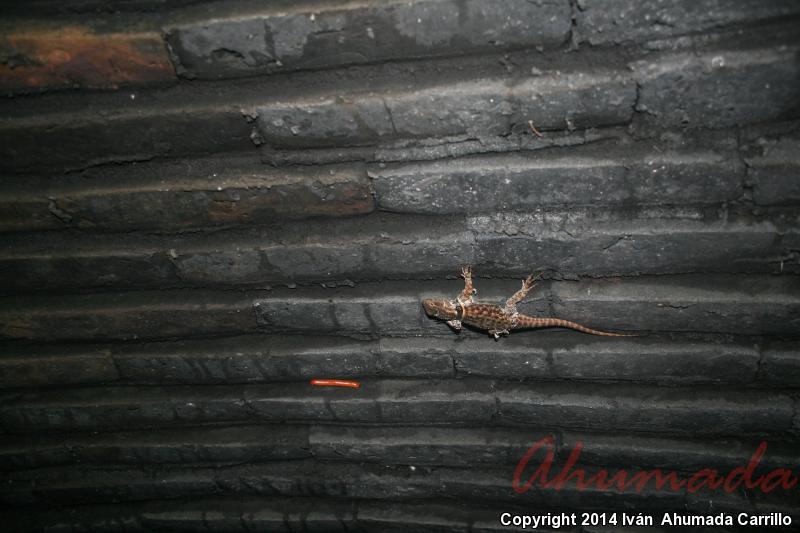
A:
[422, 298, 458, 320]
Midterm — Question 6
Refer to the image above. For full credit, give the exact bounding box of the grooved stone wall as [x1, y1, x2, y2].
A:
[1, 1, 799, 532]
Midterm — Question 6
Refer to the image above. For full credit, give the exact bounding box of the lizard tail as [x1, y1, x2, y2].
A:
[515, 316, 636, 337]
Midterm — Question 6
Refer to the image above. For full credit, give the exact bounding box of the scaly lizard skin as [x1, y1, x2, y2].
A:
[422, 266, 633, 339]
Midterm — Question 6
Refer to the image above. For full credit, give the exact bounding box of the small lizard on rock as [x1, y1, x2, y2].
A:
[422, 266, 633, 339]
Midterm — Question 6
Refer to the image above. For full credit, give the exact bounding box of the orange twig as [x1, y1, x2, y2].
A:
[310, 379, 360, 388]
[527, 120, 543, 138]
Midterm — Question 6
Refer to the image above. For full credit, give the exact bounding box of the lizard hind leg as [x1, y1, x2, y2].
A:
[504, 272, 541, 315]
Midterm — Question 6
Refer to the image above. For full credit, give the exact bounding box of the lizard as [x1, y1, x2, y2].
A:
[422, 266, 633, 339]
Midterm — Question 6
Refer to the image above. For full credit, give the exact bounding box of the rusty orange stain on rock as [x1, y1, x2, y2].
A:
[0, 26, 176, 93]
[205, 181, 375, 224]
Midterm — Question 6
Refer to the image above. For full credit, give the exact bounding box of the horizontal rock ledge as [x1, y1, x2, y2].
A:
[5, 459, 795, 519]
[5, 333, 796, 389]
[0, 380, 793, 437]
[4, 41, 795, 172]
[1, 208, 798, 291]
[0, 157, 374, 233]
[0, 275, 798, 341]
[3, 422, 797, 475]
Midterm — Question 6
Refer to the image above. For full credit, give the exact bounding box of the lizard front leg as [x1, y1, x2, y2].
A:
[457, 265, 476, 305]
[446, 319, 462, 331]
[488, 328, 510, 340]
[504, 273, 541, 316]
